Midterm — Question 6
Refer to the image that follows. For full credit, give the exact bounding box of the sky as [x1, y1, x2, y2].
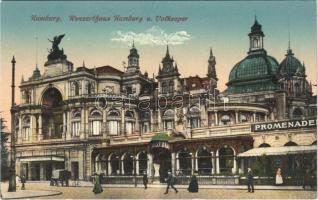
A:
[0, 1, 317, 129]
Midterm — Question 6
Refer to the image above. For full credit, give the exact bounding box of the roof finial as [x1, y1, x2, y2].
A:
[166, 45, 170, 56]
[210, 47, 213, 57]
[35, 35, 38, 68]
[132, 40, 135, 48]
[254, 14, 257, 23]
[82, 60, 85, 67]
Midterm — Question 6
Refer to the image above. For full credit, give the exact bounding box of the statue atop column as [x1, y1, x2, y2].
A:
[47, 34, 67, 61]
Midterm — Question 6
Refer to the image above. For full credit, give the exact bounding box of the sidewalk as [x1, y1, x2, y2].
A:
[29, 180, 307, 190]
[1, 182, 62, 199]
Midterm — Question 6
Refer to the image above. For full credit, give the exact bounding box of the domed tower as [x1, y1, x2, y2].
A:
[278, 44, 312, 119]
[225, 18, 279, 94]
[126, 41, 140, 73]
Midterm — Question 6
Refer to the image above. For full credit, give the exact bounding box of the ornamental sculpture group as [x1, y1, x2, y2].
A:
[47, 34, 67, 61]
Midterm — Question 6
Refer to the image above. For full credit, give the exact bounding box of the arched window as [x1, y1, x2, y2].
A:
[72, 81, 80, 96]
[107, 109, 120, 136]
[138, 152, 148, 175]
[87, 82, 94, 95]
[197, 147, 212, 175]
[178, 149, 192, 175]
[22, 116, 30, 140]
[292, 108, 303, 119]
[89, 110, 102, 136]
[240, 114, 248, 123]
[188, 106, 201, 128]
[140, 112, 150, 133]
[125, 111, 135, 135]
[218, 145, 234, 174]
[110, 153, 120, 175]
[295, 83, 301, 97]
[123, 153, 134, 175]
[161, 82, 168, 94]
[253, 38, 259, 48]
[259, 143, 271, 148]
[284, 141, 297, 146]
[221, 115, 231, 125]
[163, 109, 174, 130]
[71, 111, 81, 137]
[169, 81, 174, 93]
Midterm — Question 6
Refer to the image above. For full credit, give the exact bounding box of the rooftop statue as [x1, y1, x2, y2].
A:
[47, 34, 67, 61]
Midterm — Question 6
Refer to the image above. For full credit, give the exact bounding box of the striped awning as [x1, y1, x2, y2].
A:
[237, 145, 317, 157]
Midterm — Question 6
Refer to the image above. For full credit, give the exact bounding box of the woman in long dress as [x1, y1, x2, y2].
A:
[275, 168, 283, 185]
[188, 171, 199, 193]
[93, 174, 103, 194]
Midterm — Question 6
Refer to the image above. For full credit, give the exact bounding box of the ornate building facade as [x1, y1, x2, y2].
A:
[14, 19, 316, 184]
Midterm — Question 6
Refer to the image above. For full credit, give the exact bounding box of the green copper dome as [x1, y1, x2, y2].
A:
[226, 51, 279, 94]
[279, 49, 304, 77]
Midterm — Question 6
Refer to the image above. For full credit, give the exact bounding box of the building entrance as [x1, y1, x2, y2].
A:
[152, 148, 171, 183]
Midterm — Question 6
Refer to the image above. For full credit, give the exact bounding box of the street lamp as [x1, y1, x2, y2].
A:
[8, 56, 17, 192]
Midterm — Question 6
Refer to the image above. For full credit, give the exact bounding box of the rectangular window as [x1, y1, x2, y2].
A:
[142, 122, 150, 133]
[72, 122, 81, 136]
[108, 121, 119, 136]
[91, 121, 101, 136]
[125, 122, 134, 135]
[22, 127, 30, 140]
[164, 120, 174, 130]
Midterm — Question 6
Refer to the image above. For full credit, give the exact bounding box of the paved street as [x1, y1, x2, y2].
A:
[3, 182, 315, 199]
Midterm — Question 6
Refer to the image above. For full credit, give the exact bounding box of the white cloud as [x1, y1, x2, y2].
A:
[111, 26, 191, 46]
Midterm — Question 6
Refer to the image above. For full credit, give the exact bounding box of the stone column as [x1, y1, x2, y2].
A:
[85, 108, 89, 138]
[191, 153, 195, 174]
[232, 152, 237, 174]
[200, 105, 207, 127]
[134, 111, 140, 135]
[171, 152, 176, 175]
[102, 109, 107, 138]
[235, 111, 239, 124]
[213, 153, 217, 175]
[108, 159, 112, 176]
[176, 154, 179, 174]
[157, 110, 161, 131]
[121, 109, 125, 136]
[150, 110, 154, 132]
[253, 112, 256, 122]
[63, 112, 67, 139]
[18, 115, 22, 143]
[66, 111, 71, 140]
[214, 111, 218, 126]
[38, 115, 43, 141]
[28, 162, 32, 180]
[147, 154, 153, 176]
[29, 115, 35, 142]
[265, 114, 268, 122]
[40, 163, 44, 180]
[216, 150, 220, 174]
[135, 155, 139, 175]
[80, 108, 85, 139]
[211, 151, 214, 174]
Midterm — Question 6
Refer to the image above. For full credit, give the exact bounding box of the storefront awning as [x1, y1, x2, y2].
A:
[151, 132, 171, 142]
[19, 155, 64, 162]
[237, 145, 317, 157]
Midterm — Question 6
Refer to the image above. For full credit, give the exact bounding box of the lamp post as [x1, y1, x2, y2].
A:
[8, 56, 17, 192]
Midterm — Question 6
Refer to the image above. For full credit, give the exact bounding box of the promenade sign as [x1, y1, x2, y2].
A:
[251, 119, 317, 132]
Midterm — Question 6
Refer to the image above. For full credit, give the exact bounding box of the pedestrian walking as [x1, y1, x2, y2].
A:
[247, 168, 254, 193]
[188, 171, 198, 193]
[92, 173, 103, 194]
[164, 171, 178, 194]
[21, 175, 26, 190]
[143, 171, 148, 189]
[275, 168, 283, 185]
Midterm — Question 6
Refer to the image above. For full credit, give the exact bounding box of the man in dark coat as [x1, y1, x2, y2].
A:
[247, 168, 254, 193]
[188, 171, 198, 193]
[21, 175, 26, 190]
[143, 171, 148, 189]
[164, 171, 178, 194]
